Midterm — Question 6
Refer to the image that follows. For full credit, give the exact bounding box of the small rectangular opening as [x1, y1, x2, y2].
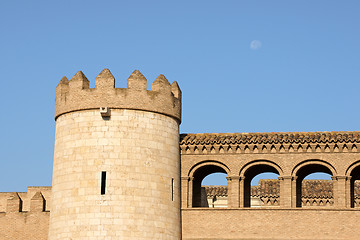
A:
[171, 178, 174, 201]
[101, 171, 106, 195]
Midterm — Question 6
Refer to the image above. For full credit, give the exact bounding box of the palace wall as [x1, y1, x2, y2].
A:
[1, 70, 360, 240]
[182, 208, 360, 240]
[0, 187, 51, 240]
[2, 181, 359, 239]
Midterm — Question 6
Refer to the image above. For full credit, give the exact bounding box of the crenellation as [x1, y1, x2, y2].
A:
[5, 68, 360, 239]
[30, 192, 45, 212]
[95, 68, 115, 89]
[6, 193, 22, 213]
[171, 81, 181, 99]
[152, 74, 171, 92]
[69, 71, 90, 90]
[56, 76, 69, 90]
[55, 69, 181, 122]
[55, 76, 69, 103]
[127, 69, 147, 90]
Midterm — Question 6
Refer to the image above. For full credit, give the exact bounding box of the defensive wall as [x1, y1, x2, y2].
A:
[0, 187, 51, 240]
[50, 69, 181, 239]
[1, 69, 360, 240]
[180, 132, 360, 239]
[4, 182, 359, 239]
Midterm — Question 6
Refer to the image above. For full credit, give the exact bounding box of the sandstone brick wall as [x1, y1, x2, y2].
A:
[0, 187, 51, 240]
[180, 132, 360, 239]
[4, 69, 360, 240]
[55, 69, 181, 122]
[49, 109, 181, 240]
[180, 144, 360, 209]
[0, 212, 50, 240]
[182, 208, 360, 240]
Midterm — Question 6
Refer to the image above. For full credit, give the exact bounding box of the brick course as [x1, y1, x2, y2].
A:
[1, 69, 360, 240]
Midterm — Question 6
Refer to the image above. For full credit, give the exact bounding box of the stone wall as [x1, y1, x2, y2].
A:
[49, 69, 182, 240]
[49, 109, 181, 240]
[0, 187, 51, 240]
[1, 69, 360, 239]
[182, 208, 360, 240]
[180, 132, 360, 209]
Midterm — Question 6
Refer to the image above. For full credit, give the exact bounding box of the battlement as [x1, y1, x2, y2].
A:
[55, 69, 182, 121]
[0, 187, 51, 213]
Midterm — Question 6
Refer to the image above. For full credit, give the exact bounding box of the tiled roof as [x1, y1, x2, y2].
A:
[251, 179, 280, 197]
[203, 180, 360, 198]
[302, 180, 333, 198]
[355, 182, 360, 197]
[203, 186, 228, 197]
[180, 131, 360, 145]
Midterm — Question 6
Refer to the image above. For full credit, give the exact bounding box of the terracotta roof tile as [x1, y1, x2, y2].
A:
[302, 180, 333, 198]
[203, 186, 228, 197]
[180, 131, 360, 145]
[203, 180, 360, 198]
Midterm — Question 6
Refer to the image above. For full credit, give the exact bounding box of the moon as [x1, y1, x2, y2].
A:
[250, 40, 262, 50]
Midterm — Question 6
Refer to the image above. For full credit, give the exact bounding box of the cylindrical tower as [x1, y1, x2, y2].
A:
[49, 69, 182, 239]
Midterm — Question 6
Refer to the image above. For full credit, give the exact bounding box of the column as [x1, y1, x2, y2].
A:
[278, 176, 293, 208]
[181, 177, 190, 208]
[333, 175, 349, 208]
[188, 177, 194, 208]
[227, 176, 240, 208]
[346, 176, 352, 208]
[291, 176, 298, 208]
[239, 176, 245, 207]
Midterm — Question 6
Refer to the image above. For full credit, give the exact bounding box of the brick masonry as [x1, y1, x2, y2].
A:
[50, 68, 181, 240]
[1, 69, 360, 240]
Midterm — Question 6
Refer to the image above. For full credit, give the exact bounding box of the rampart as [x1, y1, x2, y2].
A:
[2, 69, 360, 239]
[182, 208, 360, 240]
[51, 69, 182, 239]
[180, 132, 360, 239]
[0, 187, 51, 240]
[3, 180, 360, 239]
[55, 69, 181, 121]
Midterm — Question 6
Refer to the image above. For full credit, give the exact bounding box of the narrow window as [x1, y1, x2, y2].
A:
[101, 171, 106, 195]
[172, 178, 174, 201]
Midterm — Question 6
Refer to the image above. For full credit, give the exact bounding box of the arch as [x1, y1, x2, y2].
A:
[188, 160, 230, 208]
[239, 160, 283, 207]
[292, 159, 336, 208]
[345, 160, 360, 177]
[291, 159, 337, 178]
[188, 160, 231, 178]
[345, 160, 360, 208]
[239, 160, 284, 177]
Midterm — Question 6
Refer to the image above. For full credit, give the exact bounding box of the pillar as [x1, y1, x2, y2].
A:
[333, 175, 349, 208]
[278, 176, 293, 208]
[239, 176, 245, 207]
[227, 176, 240, 208]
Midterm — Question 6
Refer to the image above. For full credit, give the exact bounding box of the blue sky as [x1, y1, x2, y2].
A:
[0, 1, 359, 191]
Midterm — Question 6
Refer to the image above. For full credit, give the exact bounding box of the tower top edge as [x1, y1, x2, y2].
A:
[55, 69, 182, 122]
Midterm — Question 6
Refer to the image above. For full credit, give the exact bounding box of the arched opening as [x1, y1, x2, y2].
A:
[202, 173, 228, 207]
[192, 165, 228, 207]
[350, 165, 360, 208]
[243, 164, 280, 207]
[250, 172, 280, 207]
[295, 164, 334, 207]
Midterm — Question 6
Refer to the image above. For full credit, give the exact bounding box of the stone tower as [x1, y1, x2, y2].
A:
[48, 69, 182, 239]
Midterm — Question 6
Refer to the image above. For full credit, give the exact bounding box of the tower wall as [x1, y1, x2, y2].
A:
[49, 69, 181, 239]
